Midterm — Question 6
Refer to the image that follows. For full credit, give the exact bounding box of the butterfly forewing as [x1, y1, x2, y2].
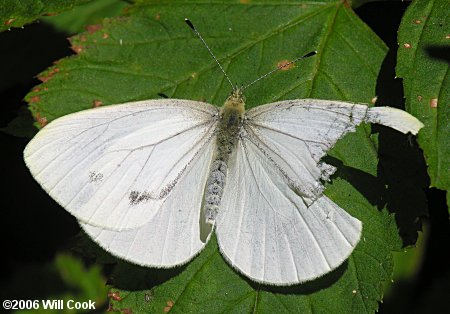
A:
[244, 100, 371, 202]
[24, 99, 219, 230]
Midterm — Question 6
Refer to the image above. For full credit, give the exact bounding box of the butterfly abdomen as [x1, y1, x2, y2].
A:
[204, 89, 245, 223]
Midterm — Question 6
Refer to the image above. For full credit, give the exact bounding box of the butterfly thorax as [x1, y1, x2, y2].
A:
[217, 89, 245, 158]
[204, 89, 245, 224]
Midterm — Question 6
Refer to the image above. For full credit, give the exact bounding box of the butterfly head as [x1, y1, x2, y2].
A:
[221, 87, 246, 121]
[224, 87, 245, 109]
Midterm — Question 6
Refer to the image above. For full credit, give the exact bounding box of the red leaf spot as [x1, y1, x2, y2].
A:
[38, 67, 59, 82]
[102, 33, 109, 39]
[86, 24, 102, 34]
[413, 19, 421, 24]
[93, 100, 103, 107]
[107, 291, 122, 301]
[163, 300, 174, 312]
[403, 43, 412, 49]
[277, 60, 295, 71]
[4, 18, 15, 25]
[29, 96, 40, 103]
[71, 45, 83, 54]
[36, 113, 48, 127]
[342, 0, 351, 8]
[430, 98, 438, 108]
[417, 95, 422, 101]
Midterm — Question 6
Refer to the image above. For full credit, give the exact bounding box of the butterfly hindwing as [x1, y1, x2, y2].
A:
[81, 134, 216, 267]
[215, 136, 362, 285]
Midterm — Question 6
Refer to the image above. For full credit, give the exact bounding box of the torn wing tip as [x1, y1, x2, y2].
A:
[367, 106, 424, 135]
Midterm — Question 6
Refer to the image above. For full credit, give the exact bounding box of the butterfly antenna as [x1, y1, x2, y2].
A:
[185, 18, 235, 90]
[242, 51, 317, 91]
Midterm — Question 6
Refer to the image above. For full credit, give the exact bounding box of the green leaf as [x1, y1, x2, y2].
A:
[40, 0, 129, 34]
[0, 0, 92, 32]
[54, 254, 108, 304]
[25, 0, 425, 312]
[397, 0, 450, 211]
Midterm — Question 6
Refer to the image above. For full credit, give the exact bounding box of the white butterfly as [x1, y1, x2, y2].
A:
[23, 20, 424, 285]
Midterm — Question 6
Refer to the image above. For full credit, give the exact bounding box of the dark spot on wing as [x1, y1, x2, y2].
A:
[349, 105, 354, 123]
[129, 190, 151, 205]
[88, 171, 104, 183]
[159, 185, 172, 198]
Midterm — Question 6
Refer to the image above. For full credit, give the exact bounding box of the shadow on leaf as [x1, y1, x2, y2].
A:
[374, 49, 429, 246]
[76, 231, 187, 291]
[425, 46, 450, 64]
[245, 261, 347, 295]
